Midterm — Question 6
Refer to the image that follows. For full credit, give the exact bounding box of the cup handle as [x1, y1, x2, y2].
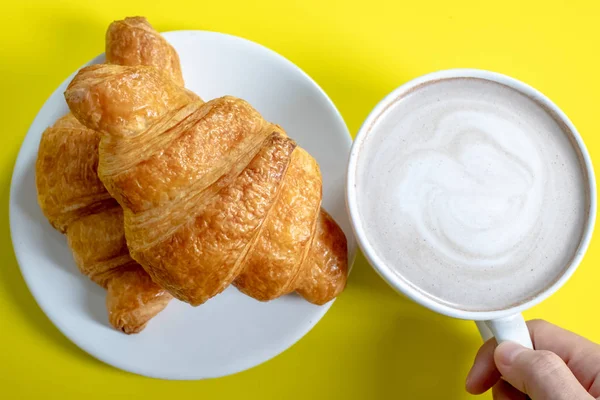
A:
[475, 314, 533, 349]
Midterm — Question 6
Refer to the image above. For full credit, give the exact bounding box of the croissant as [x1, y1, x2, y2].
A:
[65, 64, 348, 306]
[36, 17, 188, 333]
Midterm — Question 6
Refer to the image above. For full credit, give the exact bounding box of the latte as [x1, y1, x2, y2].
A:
[355, 77, 590, 311]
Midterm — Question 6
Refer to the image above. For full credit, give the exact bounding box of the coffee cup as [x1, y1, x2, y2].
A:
[346, 69, 596, 347]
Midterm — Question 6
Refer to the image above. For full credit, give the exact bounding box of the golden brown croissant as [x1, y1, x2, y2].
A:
[36, 17, 186, 333]
[65, 64, 348, 306]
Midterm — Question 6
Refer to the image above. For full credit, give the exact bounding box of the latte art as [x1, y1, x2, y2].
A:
[357, 78, 588, 311]
[396, 109, 545, 267]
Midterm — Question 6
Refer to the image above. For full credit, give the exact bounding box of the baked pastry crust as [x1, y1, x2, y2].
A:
[36, 114, 172, 334]
[106, 16, 184, 86]
[66, 64, 348, 307]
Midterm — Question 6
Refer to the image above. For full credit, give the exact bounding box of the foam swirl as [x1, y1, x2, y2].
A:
[395, 109, 545, 267]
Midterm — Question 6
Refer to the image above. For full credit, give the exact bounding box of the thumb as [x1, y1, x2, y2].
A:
[494, 342, 593, 400]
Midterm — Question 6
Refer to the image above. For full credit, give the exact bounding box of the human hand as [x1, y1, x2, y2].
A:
[465, 319, 600, 399]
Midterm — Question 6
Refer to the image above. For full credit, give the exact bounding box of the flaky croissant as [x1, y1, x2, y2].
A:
[65, 64, 348, 306]
[36, 114, 172, 333]
[36, 17, 186, 333]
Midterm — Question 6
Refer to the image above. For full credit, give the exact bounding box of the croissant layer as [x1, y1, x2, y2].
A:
[66, 64, 348, 307]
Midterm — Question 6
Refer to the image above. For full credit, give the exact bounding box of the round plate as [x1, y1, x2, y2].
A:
[10, 31, 356, 380]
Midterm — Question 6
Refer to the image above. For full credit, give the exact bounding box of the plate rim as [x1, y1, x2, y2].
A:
[9, 29, 355, 380]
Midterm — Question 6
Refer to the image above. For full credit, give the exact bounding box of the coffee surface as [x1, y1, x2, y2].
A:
[356, 78, 588, 311]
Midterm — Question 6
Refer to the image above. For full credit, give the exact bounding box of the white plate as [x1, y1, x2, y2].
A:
[10, 31, 356, 380]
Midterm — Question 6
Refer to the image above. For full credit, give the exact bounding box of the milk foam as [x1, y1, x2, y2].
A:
[356, 78, 588, 311]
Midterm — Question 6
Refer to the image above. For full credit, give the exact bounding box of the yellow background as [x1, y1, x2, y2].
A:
[1, 0, 598, 398]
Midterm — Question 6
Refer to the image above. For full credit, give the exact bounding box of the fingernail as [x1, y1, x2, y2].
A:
[495, 342, 528, 366]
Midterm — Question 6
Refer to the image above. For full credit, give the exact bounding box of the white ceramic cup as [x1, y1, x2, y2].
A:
[346, 69, 596, 347]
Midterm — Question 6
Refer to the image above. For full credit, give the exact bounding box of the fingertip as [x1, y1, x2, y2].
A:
[465, 369, 480, 394]
[465, 372, 474, 394]
[494, 342, 529, 368]
[466, 338, 501, 394]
